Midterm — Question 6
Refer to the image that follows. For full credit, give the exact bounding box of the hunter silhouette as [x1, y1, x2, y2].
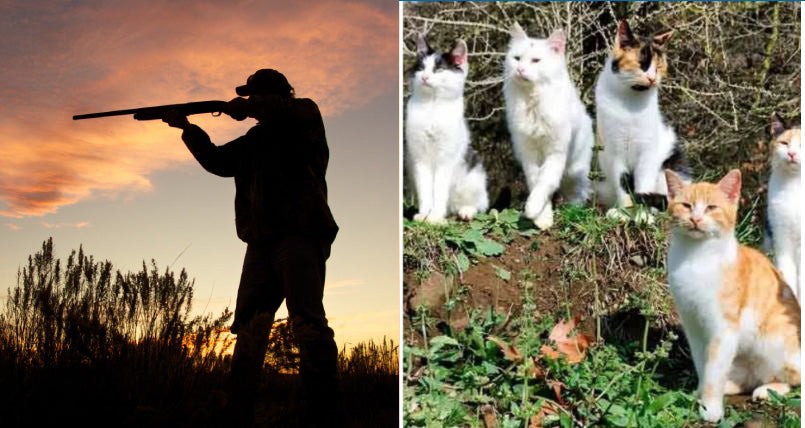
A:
[163, 69, 339, 426]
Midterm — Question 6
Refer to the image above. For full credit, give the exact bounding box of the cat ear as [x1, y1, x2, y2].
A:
[770, 112, 787, 138]
[510, 22, 528, 41]
[664, 169, 685, 200]
[616, 20, 637, 49]
[415, 33, 431, 58]
[717, 169, 742, 203]
[547, 29, 566, 55]
[450, 39, 468, 66]
[653, 30, 674, 47]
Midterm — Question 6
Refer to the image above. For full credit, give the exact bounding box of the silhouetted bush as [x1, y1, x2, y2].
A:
[0, 238, 398, 427]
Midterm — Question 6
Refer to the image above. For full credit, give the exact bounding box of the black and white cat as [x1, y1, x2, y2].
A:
[503, 23, 593, 230]
[405, 34, 488, 224]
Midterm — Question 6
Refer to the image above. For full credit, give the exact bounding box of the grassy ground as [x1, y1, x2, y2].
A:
[403, 207, 800, 428]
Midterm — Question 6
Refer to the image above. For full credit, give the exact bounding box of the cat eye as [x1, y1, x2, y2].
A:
[531, 58, 540, 63]
[681, 202, 692, 209]
[513, 56, 521, 61]
[779, 140, 789, 146]
[705, 205, 718, 211]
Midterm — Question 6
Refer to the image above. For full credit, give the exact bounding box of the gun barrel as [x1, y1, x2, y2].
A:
[73, 100, 228, 121]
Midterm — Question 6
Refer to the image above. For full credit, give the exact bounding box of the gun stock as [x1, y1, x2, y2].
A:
[73, 100, 228, 121]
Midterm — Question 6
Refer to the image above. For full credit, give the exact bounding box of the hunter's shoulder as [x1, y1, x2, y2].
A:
[294, 98, 322, 116]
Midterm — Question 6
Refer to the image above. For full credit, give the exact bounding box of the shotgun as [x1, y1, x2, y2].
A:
[73, 100, 228, 121]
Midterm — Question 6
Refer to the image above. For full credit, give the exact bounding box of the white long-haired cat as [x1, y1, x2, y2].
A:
[405, 34, 488, 224]
[503, 23, 593, 230]
[766, 113, 801, 301]
[595, 20, 684, 216]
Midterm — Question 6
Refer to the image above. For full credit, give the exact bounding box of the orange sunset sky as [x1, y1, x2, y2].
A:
[0, 0, 399, 348]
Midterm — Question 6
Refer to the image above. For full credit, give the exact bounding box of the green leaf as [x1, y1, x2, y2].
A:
[456, 253, 470, 273]
[560, 412, 572, 428]
[461, 229, 484, 243]
[647, 392, 677, 414]
[498, 209, 520, 225]
[429, 335, 459, 355]
[475, 238, 505, 256]
[493, 265, 511, 281]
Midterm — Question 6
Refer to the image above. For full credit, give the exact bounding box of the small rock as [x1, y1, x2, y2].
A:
[408, 272, 450, 310]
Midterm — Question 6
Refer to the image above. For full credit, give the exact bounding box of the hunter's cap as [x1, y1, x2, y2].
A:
[235, 69, 294, 97]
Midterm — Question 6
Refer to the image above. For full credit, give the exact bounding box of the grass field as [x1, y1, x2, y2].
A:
[403, 207, 800, 428]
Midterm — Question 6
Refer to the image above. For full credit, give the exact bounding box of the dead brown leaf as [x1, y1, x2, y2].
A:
[540, 316, 593, 364]
[548, 380, 566, 406]
[530, 358, 545, 379]
[487, 336, 523, 362]
[529, 400, 561, 428]
[480, 404, 496, 428]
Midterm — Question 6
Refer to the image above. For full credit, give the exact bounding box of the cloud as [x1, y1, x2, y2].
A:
[0, 0, 396, 218]
[41, 221, 90, 229]
[4, 224, 20, 231]
[324, 279, 363, 295]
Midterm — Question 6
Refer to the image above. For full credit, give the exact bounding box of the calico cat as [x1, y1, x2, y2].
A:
[405, 34, 489, 223]
[595, 20, 687, 216]
[766, 112, 801, 301]
[665, 169, 800, 423]
[503, 23, 593, 230]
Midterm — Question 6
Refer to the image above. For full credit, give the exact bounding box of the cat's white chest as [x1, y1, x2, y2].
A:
[594, 73, 664, 163]
[508, 96, 554, 140]
[405, 97, 467, 162]
[768, 172, 801, 240]
[668, 236, 736, 333]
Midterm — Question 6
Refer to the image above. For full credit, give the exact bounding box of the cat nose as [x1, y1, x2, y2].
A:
[690, 216, 702, 228]
[647, 76, 656, 85]
[517, 67, 525, 75]
[788, 152, 797, 160]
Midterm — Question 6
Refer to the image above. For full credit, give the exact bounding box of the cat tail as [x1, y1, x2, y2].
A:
[561, 114, 594, 205]
[762, 215, 774, 255]
[630, 125, 691, 210]
[660, 125, 692, 181]
[450, 148, 489, 220]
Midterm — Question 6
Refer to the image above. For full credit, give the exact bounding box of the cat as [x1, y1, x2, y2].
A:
[503, 22, 593, 230]
[765, 113, 801, 302]
[595, 20, 687, 218]
[405, 34, 489, 224]
[665, 169, 800, 423]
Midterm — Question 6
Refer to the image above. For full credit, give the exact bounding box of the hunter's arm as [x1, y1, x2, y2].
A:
[181, 124, 246, 177]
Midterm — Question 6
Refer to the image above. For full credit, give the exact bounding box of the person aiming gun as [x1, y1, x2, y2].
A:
[162, 69, 339, 426]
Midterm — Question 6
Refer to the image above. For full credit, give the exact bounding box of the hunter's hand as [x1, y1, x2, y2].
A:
[225, 97, 249, 121]
[162, 110, 190, 129]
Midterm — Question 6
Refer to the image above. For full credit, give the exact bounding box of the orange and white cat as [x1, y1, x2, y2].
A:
[665, 169, 800, 423]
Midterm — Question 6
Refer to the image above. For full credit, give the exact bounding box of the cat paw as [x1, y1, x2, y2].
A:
[425, 216, 447, 225]
[534, 205, 554, 230]
[698, 400, 723, 423]
[752, 384, 790, 401]
[524, 200, 544, 223]
[633, 209, 655, 225]
[606, 207, 630, 222]
[456, 207, 477, 221]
